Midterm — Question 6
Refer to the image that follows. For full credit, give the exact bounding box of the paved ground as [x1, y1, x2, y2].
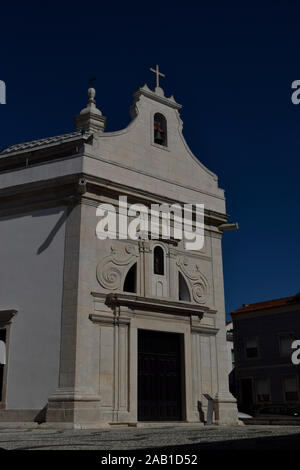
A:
[1, 425, 300, 450]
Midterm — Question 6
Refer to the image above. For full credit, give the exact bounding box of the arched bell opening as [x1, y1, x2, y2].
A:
[154, 113, 167, 147]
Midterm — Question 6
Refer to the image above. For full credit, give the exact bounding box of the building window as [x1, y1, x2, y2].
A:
[245, 338, 259, 358]
[153, 246, 164, 275]
[178, 272, 191, 301]
[153, 113, 167, 147]
[283, 377, 299, 402]
[123, 263, 137, 293]
[256, 378, 271, 403]
[279, 334, 295, 357]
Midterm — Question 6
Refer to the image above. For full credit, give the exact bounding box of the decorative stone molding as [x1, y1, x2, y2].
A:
[74, 88, 106, 133]
[0, 309, 17, 327]
[132, 84, 182, 112]
[138, 239, 151, 253]
[168, 246, 178, 259]
[48, 390, 101, 402]
[103, 292, 214, 318]
[191, 325, 219, 335]
[77, 177, 87, 195]
[89, 313, 131, 327]
[176, 256, 210, 304]
[190, 313, 218, 335]
[96, 244, 139, 291]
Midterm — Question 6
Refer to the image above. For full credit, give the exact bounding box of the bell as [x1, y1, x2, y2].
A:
[154, 129, 164, 145]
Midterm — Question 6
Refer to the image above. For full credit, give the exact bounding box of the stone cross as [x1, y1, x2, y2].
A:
[150, 64, 165, 88]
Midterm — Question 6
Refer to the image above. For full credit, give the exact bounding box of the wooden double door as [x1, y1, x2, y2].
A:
[138, 329, 184, 421]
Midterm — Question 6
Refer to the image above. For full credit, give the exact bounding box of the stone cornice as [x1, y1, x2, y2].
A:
[96, 292, 216, 317]
[82, 175, 229, 227]
[0, 173, 229, 229]
[0, 174, 83, 216]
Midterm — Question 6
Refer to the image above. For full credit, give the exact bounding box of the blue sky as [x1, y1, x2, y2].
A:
[1, 1, 299, 315]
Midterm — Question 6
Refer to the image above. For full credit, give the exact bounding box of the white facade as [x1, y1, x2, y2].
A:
[0, 80, 238, 426]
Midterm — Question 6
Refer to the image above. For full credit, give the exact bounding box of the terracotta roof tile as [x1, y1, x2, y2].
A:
[231, 293, 300, 315]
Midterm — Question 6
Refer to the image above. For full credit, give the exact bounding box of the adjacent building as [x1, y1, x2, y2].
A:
[231, 293, 300, 416]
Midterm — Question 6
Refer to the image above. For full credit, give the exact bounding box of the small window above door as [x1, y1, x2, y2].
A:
[153, 246, 164, 275]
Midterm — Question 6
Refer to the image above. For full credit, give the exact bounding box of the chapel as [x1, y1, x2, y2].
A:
[0, 67, 238, 426]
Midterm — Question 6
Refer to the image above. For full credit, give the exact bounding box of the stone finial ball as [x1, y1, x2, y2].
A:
[88, 87, 96, 99]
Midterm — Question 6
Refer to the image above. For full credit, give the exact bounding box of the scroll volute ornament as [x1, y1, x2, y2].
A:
[176, 256, 210, 304]
[96, 244, 139, 291]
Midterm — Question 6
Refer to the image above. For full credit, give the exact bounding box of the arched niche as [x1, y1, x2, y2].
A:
[178, 271, 191, 302]
[123, 263, 137, 293]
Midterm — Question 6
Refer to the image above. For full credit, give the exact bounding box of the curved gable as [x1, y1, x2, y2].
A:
[90, 84, 223, 201]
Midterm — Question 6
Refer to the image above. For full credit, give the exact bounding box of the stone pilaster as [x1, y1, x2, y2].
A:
[46, 200, 101, 427]
[210, 233, 238, 425]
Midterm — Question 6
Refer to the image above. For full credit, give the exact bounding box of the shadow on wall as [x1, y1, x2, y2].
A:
[34, 404, 48, 424]
[35, 206, 71, 255]
[0, 205, 71, 256]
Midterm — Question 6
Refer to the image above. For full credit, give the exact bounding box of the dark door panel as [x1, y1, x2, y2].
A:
[240, 378, 254, 414]
[138, 329, 183, 421]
